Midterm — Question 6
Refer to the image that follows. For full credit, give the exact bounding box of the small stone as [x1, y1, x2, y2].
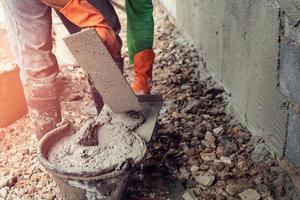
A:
[238, 189, 261, 200]
[201, 153, 216, 162]
[205, 87, 224, 97]
[201, 140, 210, 148]
[178, 167, 190, 180]
[81, 104, 98, 116]
[224, 141, 239, 156]
[202, 114, 210, 119]
[249, 169, 258, 176]
[190, 137, 200, 146]
[182, 132, 192, 141]
[237, 138, 245, 144]
[129, 194, 140, 200]
[68, 93, 83, 101]
[205, 132, 216, 148]
[40, 176, 48, 187]
[186, 178, 197, 188]
[186, 148, 197, 157]
[195, 171, 216, 187]
[254, 176, 263, 185]
[220, 156, 232, 165]
[188, 157, 200, 166]
[42, 193, 55, 200]
[213, 127, 223, 135]
[27, 185, 36, 195]
[0, 176, 17, 189]
[203, 147, 214, 153]
[0, 178, 8, 189]
[190, 166, 199, 174]
[21, 148, 30, 155]
[172, 111, 180, 119]
[270, 166, 283, 175]
[266, 196, 274, 200]
[225, 184, 240, 196]
[191, 188, 201, 197]
[0, 187, 8, 198]
[208, 108, 224, 116]
[214, 162, 225, 171]
[232, 125, 242, 134]
[237, 132, 251, 141]
[200, 191, 215, 199]
[215, 181, 226, 188]
[182, 190, 197, 200]
[220, 171, 232, 181]
[185, 100, 201, 114]
[216, 194, 226, 200]
[216, 146, 226, 156]
[205, 131, 216, 141]
[200, 164, 210, 171]
[237, 159, 252, 171]
[274, 183, 285, 197]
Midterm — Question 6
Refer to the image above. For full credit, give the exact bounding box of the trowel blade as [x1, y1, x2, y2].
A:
[63, 29, 141, 113]
[136, 94, 163, 143]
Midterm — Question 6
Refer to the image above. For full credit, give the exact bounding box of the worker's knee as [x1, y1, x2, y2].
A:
[24, 64, 59, 85]
[2, 0, 58, 85]
[41, 0, 69, 10]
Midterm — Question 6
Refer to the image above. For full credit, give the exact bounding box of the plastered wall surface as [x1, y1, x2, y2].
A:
[277, 0, 300, 25]
[278, 0, 300, 167]
[175, 0, 289, 157]
[159, 0, 176, 20]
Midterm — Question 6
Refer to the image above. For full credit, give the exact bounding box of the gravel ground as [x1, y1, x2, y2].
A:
[0, 2, 299, 200]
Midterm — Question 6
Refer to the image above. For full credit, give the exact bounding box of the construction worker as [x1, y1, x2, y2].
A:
[1, 0, 155, 139]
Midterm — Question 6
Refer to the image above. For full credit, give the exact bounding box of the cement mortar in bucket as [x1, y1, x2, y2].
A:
[37, 120, 147, 200]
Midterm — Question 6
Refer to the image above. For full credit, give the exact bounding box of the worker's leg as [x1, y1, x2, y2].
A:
[126, 0, 155, 94]
[41, 0, 121, 59]
[49, 0, 123, 112]
[2, 0, 61, 139]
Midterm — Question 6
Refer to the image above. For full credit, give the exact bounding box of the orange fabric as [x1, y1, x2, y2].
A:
[131, 49, 155, 95]
[0, 65, 28, 128]
[60, 0, 121, 59]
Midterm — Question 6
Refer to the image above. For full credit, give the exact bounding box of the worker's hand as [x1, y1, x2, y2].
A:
[58, 0, 121, 59]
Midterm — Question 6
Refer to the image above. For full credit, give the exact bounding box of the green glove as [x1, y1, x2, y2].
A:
[126, 0, 154, 64]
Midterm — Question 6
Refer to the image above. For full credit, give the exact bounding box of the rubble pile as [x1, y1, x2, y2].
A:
[124, 4, 298, 200]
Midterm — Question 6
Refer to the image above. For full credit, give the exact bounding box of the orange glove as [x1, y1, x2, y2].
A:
[59, 0, 121, 59]
[131, 49, 155, 95]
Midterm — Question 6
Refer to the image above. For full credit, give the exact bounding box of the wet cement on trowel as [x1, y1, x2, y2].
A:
[48, 106, 146, 172]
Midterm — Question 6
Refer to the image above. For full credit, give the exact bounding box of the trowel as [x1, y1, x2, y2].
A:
[63, 28, 162, 144]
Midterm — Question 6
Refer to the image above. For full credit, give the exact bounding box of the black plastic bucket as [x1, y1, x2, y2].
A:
[37, 121, 147, 200]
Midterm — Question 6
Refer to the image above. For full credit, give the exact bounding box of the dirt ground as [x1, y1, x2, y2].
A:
[0, 2, 299, 200]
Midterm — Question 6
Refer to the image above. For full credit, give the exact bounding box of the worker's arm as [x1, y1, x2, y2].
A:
[126, 0, 154, 64]
[41, 0, 121, 59]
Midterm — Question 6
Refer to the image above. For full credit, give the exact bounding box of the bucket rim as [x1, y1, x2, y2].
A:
[37, 120, 147, 180]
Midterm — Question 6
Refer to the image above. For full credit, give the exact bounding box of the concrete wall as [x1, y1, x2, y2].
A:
[159, 0, 176, 20]
[159, 0, 300, 167]
[278, 1, 300, 167]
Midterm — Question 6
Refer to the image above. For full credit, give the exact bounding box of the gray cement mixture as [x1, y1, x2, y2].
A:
[48, 106, 146, 172]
